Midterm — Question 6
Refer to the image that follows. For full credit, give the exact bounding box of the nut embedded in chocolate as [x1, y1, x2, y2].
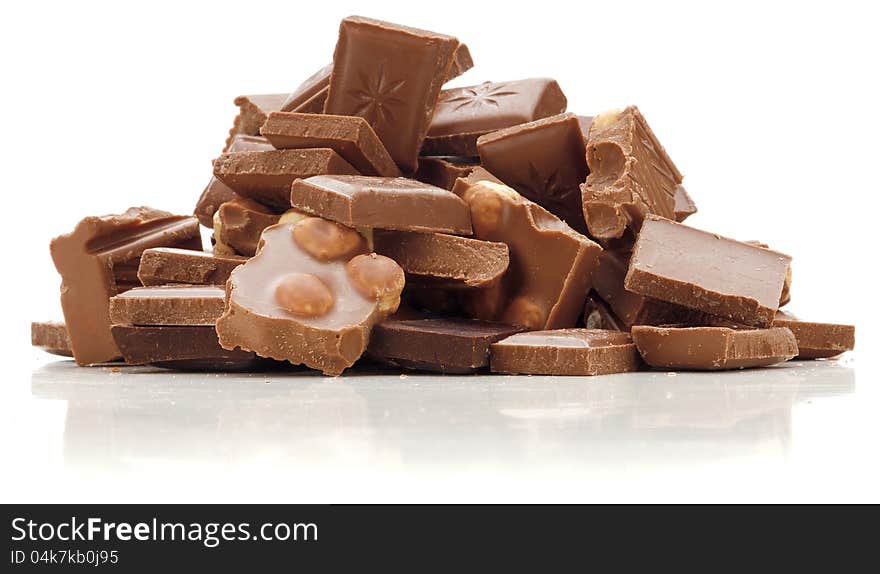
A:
[275, 273, 335, 317]
[292, 216, 367, 261]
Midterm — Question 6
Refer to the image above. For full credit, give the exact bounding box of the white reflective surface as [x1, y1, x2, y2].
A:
[3, 353, 875, 503]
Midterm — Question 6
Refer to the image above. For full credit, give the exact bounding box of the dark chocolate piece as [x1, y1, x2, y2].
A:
[213, 149, 358, 210]
[290, 175, 472, 234]
[373, 230, 508, 288]
[414, 156, 479, 191]
[631, 325, 798, 370]
[490, 329, 640, 376]
[772, 311, 855, 359]
[422, 78, 567, 156]
[224, 94, 288, 152]
[625, 216, 791, 327]
[109, 285, 226, 326]
[137, 247, 246, 286]
[50, 208, 201, 365]
[261, 112, 400, 177]
[111, 325, 263, 370]
[368, 318, 524, 373]
[281, 63, 334, 114]
[31, 321, 72, 357]
[323, 16, 459, 172]
[216, 220, 405, 375]
[477, 112, 589, 234]
[213, 197, 281, 257]
[582, 295, 625, 331]
[673, 184, 697, 222]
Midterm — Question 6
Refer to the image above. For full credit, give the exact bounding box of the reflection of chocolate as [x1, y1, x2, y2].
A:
[138, 248, 246, 286]
[491, 329, 640, 376]
[110, 286, 226, 326]
[773, 311, 855, 359]
[31, 321, 72, 357]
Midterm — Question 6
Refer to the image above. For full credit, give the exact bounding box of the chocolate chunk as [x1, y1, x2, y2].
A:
[109, 285, 226, 326]
[261, 112, 401, 177]
[368, 318, 524, 373]
[450, 166, 504, 197]
[281, 63, 334, 114]
[581, 107, 683, 241]
[373, 230, 509, 289]
[50, 208, 201, 365]
[216, 220, 405, 375]
[673, 184, 697, 222]
[582, 295, 625, 331]
[448, 43, 474, 79]
[137, 247, 246, 286]
[422, 78, 567, 156]
[631, 325, 798, 370]
[224, 94, 288, 152]
[290, 175, 472, 234]
[772, 311, 855, 359]
[490, 329, 641, 376]
[459, 180, 601, 329]
[213, 197, 281, 257]
[477, 113, 589, 234]
[194, 135, 275, 227]
[31, 321, 72, 357]
[111, 325, 263, 370]
[625, 216, 791, 327]
[414, 156, 479, 191]
[324, 16, 460, 172]
[213, 149, 358, 210]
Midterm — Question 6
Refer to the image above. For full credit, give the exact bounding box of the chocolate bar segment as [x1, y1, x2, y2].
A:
[625, 216, 791, 327]
[290, 175, 472, 234]
[772, 311, 855, 359]
[673, 184, 697, 222]
[109, 285, 226, 326]
[422, 78, 567, 156]
[213, 149, 358, 210]
[414, 156, 479, 191]
[477, 113, 589, 234]
[324, 16, 459, 172]
[581, 107, 683, 241]
[631, 325, 798, 370]
[111, 325, 263, 370]
[137, 247, 246, 286]
[368, 318, 523, 373]
[31, 321, 72, 357]
[50, 208, 201, 365]
[213, 197, 281, 257]
[373, 230, 508, 289]
[224, 94, 288, 152]
[261, 112, 400, 177]
[490, 329, 641, 376]
[281, 63, 334, 114]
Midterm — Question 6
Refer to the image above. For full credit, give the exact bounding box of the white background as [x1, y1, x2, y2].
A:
[1, 0, 878, 503]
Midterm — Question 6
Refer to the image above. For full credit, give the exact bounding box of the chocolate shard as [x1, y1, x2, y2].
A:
[631, 325, 798, 370]
[111, 325, 264, 370]
[261, 112, 401, 177]
[213, 149, 359, 210]
[281, 63, 334, 114]
[324, 16, 460, 172]
[109, 285, 226, 326]
[50, 208, 201, 365]
[490, 329, 641, 376]
[368, 318, 524, 374]
[673, 184, 697, 222]
[290, 175, 472, 235]
[772, 311, 855, 359]
[31, 321, 72, 357]
[137, 247, 246, 286]
[224, 94, 288, 152]
[216, 220, 405, 375]
[414, 156, 479, 191]
[213, 197, 281, 257]
[373, 230, 509, 289]
[477, 112, 589, 234]
[423, 78, 568, 157]
[581, 106, 683, 241]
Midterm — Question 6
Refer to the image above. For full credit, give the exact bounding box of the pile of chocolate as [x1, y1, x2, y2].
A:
[32, 16, 855, 376]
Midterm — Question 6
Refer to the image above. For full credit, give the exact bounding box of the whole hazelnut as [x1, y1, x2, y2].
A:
[275, 273, 334, 317]
[293, 217, 367, 261]
[346, 254, 405, 313]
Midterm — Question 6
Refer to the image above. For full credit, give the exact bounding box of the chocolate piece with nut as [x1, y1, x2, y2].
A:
[213, 197, 280, 257]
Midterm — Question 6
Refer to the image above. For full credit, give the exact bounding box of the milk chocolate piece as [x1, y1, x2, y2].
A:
[261, 112, 400, 177]
[281, 63, 334, 114]
[745, 241, 792, 307]
[31, 321, 72, 357]
[581, 107, 683, 241]
[450, 166, 503, 197]
[477, 113, 589, 234]
[414, 156, 479, 191]
[772, 311, 855, 359]
[216, 220, 405, 375]
[290, 175, 472, 234]
[673, 184, 697, 222]
[490, 329, 640, 376]
[111, 325, 262, 370]
[422, 78, 568, 157]
[625, 216, 791, 327]
[373, 230, 509, 288]
[109, 285, 226, 326]
[224, 94, 288, 152]
[213, 197, 281, 257]
[631, 325, 798, 370]
[50, 208, 201, 365]
[137, 247, 246, 286]
[194, 135, 275, 227]
[324, 16, 459, 172]
[582, 295, 625, 331]
[459, 180, 601, 329]
[213, 149, 358, 210]
[368, 318, 524, 373]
